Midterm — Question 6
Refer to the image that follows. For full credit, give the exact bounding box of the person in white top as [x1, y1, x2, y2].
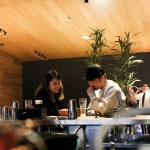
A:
[135, 84, 150, 108]
[133, 84, 150, 134]
[83, 64, 126, 116]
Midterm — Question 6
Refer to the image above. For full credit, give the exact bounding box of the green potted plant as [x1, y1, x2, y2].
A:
[85, 27, 109, 65]
[110, 31, 143, 107]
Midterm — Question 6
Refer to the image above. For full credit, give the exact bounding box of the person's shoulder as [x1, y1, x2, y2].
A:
[35, 87, 48, 100]
[107, 80, 119, 89]
[37, 87, 47, 94]
[137, 92, 143, 96]
[107, 80, 117, 85]
[146, 91, 150, 95]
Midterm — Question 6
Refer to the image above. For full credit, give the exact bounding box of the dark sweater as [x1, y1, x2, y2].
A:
[34, 88, 66, 116]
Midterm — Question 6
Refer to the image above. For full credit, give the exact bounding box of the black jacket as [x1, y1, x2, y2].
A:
[34, 88, 66, 116]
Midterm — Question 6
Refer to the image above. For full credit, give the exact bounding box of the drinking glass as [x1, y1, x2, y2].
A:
[79, 98, 87, 117]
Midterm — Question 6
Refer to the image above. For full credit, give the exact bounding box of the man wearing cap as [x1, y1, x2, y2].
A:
[84, 64, 126, 116]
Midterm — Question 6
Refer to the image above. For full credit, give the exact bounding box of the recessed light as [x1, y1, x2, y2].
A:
[0, 43, 4, 46]
[81, 35, 89, 40]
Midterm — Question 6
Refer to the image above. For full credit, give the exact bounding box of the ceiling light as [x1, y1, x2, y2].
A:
[81, 35, 89, 40]
[0, 28, 7, 37]
[4, 32, 6, 37]
[0, 43, 4, 46]
[35, 51, 37, 55]
[34, 50, 47, 61]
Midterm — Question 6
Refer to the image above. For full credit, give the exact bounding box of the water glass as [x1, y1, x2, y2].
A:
[79, 98, 87, 117]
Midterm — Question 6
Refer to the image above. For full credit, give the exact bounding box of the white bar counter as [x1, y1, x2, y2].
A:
[1, 116, 150, 150]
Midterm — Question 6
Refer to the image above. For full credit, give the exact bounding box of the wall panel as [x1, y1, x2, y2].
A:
[22, 53, 150, 108]
[0, 51, 23, 107]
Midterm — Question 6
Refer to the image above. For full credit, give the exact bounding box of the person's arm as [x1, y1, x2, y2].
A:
[58, 100, 68, 116]
[58, 99, 67, 109]
[135, 87, 142, 95]
[87, 86, 125, 114]
[128, 89, 137, 104]
[34, 89, 47, 107]
[58, 109, 68, 116]
[134, 87, 142, 102]
[35, 89, 60, 116]
[87, 102, 96, 116]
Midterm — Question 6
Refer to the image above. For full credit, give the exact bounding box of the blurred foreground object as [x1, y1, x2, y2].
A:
[0, 124, 17, 150]
[14, 119, 78, 150]
[13, 119, 48, 150]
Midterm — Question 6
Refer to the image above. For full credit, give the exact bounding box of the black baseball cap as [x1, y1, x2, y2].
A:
[83, 64, 105, 81]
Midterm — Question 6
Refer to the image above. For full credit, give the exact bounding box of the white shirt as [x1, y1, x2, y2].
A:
[136, 91, 150, 108]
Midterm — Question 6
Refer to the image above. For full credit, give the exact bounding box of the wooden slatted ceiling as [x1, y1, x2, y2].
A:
[0, 0, 150, 62]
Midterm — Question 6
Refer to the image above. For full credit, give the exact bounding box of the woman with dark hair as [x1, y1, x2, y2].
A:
[34, 70, 68, 116]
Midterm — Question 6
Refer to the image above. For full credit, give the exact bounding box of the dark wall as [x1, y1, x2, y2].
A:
[22, 58, 89, 107]
[22, 53, 150, 108]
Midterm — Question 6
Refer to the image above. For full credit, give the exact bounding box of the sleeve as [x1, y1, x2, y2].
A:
[87, 102, 96, 116]
[58, 99, 67, 109]
[34, 89, 59, 116]
[34, 89, 47, 106]
[135, 94, 140, 100]
[88, 86, 123, 114]
[48, 99, 67, 116]
[47, 105, 59, 116]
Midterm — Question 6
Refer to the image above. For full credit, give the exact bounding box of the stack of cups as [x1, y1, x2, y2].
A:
[2, 106, 10, 120]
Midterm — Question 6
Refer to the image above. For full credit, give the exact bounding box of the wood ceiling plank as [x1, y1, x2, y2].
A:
[0, 0, 150, 61]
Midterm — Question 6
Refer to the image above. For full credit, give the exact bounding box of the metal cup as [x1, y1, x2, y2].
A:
[12, 101, 19, 120]
[68, 99, 77, 119]
[2, 106, 10, 120]
[12, 101, 19, 109]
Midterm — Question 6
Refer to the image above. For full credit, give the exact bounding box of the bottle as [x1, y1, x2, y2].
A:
[106, 128, 113, 142]
[110, 142, 115, 150]
[135, 124, 142, 135]
[127, 127, 130, 134]
[113, 127, 117, 143]
[145, 125, 148, 134]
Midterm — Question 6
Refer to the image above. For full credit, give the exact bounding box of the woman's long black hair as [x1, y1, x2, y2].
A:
[35, 70, 64, 102]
